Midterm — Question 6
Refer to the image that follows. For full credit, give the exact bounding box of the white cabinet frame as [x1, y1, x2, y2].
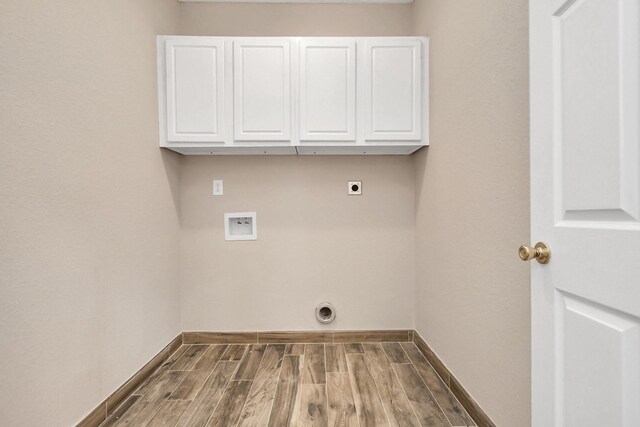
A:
[364, 39, 422, 141]
[233, 38, 292, 142]
[299, 39, 357, 142]
[165, 37, 225, 142]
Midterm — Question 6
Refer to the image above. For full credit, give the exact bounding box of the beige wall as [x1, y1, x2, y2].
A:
[177, 2, 413, 36]
[181, 156, 415, 331]
[412, 1, 531, 425]
[0, 1, 181, 425]
[176, 3, 417, 332]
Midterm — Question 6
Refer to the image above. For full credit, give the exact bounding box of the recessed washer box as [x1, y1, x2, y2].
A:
[224, 212, 257, 241]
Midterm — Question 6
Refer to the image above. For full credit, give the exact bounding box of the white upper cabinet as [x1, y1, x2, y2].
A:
[233, 39, 292, 141]
[364, 40, 422, 141]
[158, 36, 428, 154]
[299, 39, 356, 142]
[165, 37, 225, 142]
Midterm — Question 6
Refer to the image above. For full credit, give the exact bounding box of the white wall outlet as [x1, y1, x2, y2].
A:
[213, 180, 223, 196]
[348, 181, 362, 195]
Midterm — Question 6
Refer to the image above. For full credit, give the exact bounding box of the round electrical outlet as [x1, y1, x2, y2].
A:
[348, 181, 362, 195]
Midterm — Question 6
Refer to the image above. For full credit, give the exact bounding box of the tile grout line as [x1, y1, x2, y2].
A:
[406, 341, 459, 426]
[234, 343, 269, 427]
[228, 348, 256, 427]
[167, 360, 199, 400]
[340, 351, 362, 427]
[419, 344, 476, 425]
[375, 342, 421, 425]
[407, 341, 474, 427]
[151, 345, 189, 381]
[344, 349, 366, 427]
[100, 341, 186, 425]
[263, 346, 288, 426]
[361, 344, 391, 427]
[135, 370, 191, 426]
[169, 344, 208, 372]
[323, 343, 328, 384]
[296, 346, 306, 425]
[324, 381, 329, 425]
[398, 341, 411, 362]
[392, 342, 453, 426]
[154, 345, 189, 378]
[173, 345, 229, 425]
[380, 342, 394, 365]
[109, 348, 166, 409]
[172, 345, 226, 399]
[390, 361, 436, 427]
[323, 343, 329, 424]
[200, 348, 250, 427]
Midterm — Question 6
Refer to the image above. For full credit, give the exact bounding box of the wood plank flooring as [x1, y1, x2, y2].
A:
[101, 342, 476, 427]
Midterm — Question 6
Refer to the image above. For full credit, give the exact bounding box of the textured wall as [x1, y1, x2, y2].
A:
[0, 1, 182, 425]
[180, 156, 415, 331]
[412, 1, 531, 425]
[176, 2, 417, 332]
[176, 2, 413, 36]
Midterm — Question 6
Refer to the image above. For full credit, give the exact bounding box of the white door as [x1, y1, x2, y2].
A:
[233, 39, 291, 141]
[364, 40, 422, 141]
[165, 37, 225, 142]
[530, 1, 640, 426]
[299, 39, 356, 142]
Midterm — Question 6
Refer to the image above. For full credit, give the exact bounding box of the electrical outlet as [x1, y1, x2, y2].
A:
[213, 180, 224, 196]
[348, 181, 362, 195]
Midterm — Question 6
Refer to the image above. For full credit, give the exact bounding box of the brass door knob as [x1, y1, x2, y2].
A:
[518, 242, 551, 264]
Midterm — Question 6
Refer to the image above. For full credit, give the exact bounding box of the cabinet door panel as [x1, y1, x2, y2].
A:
[166, 38, 224, 142]
[365, 40, 422, 141]
[300, 40, 356, 141]
[234, 39, 291, 141]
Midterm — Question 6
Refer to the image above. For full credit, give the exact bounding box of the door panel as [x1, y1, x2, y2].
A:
[559, 293, 640, 426]
[299, 39, 356, 141]
[165, 38, 224, 142]
[555, 0, 640, 223]
[233, 39, 291, 141]
[364, 40, 422, 141]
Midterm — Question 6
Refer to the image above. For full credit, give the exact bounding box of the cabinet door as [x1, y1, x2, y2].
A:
[299, 39, 356, 141]
[234, 39, 291, 141]
[364, 40, 422, 141]
[165, 38, 225, 142]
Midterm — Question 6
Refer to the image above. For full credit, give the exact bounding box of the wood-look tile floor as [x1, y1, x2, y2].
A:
[102, 342, 476, 427]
